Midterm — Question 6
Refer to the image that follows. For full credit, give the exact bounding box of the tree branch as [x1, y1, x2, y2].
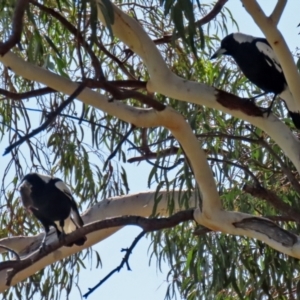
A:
[3, 81, 87, 155]
[0, 245, 20, 261]
[0, 0, 29, 56]
[270, 0, 287, 25]
[4, 210, 195, 286]
[0, 87, 56, 100]
[153, 0, 228, 45]
[193, 207, 300, 259]
[0, 191, 199, 291]
[0, 80, 147, 101]
[233, 217, 297, 247]
[105, 125, 136, 163]
[85, 79, 165, 111]
[127, 146, 180, 163]
[0, 190, 299, 291]
[29, 0, 104, 80]
[243, 184, 300, 223]
[83, 231, 146, 298]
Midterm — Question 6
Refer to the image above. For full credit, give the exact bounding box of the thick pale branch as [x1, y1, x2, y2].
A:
[5, 210, 195, 286]
[242, 0, 300, 111]
[167, 117, 221, 213]
[1, 191, 300, 292]
[270, 0, 287, 24]
[0, 191, 198, 292]
[95, 0, 300, 174]
[0, 51, 153, 125]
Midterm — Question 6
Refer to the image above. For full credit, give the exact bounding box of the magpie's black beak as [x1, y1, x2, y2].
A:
[210, 48, 226, 60]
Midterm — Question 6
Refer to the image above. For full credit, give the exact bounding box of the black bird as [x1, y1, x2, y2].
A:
[211, 32, 300, 129]
[19, 173, 87, 250]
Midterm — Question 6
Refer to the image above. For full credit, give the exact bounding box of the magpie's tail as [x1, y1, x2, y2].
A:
[288, 111, 300, 129]
[280, 87, 300, 129]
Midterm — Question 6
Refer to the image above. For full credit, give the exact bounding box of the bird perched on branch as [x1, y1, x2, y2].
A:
[19, 173, 86, 250]
[211, 32, 300, 129]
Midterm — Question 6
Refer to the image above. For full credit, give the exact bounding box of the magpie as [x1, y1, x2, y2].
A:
[19, 173, 87, 250]
[211, 32, 300, 129]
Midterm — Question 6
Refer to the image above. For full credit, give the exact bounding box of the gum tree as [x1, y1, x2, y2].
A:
[0, 0, 300, 298]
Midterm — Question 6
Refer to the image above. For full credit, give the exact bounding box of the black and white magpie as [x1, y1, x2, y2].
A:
[211, 32, 300, 129]
[19, 173, 87, 250]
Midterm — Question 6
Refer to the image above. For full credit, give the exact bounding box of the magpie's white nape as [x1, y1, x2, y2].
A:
[211, 32, 300, 129]
[19, 173, 87, 250]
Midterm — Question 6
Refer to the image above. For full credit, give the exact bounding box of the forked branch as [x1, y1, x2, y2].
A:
[270, 0, 287, 24]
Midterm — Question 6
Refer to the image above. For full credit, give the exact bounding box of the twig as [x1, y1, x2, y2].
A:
[3, 81, 87, 155]
[106, 125, 136, 162]
[153, 0, 228, 45]
[127, 146, 181, 163]
[83, 231, 146, 298]
[208, 158, 261, 186]
[95, 40, 137, 80]
[0, 80, 146, 101]
[85, 79, 166, 111]
[0, 0, 29, 56]
[29, 0, 104, 80]
[243, 184, 300, 223]
[246, 125, 300, 195]
[0, 87, 56, 100]
[144, 157, 185, 171]
[0, 245, 20, 261]
[107, 80, 147, 89]
[193, 227, 212, 236]
[140, 128, 150, 153]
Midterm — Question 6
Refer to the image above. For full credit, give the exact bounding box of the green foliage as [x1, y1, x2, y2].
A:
[0, 0, 299, 299]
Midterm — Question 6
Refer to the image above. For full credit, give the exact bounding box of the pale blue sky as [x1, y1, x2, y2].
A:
[76, 1, 300, 300]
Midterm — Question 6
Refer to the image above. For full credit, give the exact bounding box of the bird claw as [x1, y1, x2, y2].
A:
[58, 231, 73, 247]
[38, 242, 47, 253]
[248, 96, 258, 103]
[260, 106, 273, 117]
[58, 231, 66, 243]
[248, 92, 268, 103]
